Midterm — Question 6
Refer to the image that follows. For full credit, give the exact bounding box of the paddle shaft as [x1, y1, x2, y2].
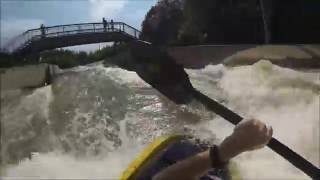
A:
[191, 89, 320, 179]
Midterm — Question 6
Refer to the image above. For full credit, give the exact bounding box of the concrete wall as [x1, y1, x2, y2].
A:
[168, 45, 320, 68]
[0, 64, 55, 90]
[167, 45, 256, 68]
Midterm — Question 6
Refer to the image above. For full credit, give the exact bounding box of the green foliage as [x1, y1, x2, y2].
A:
[141, 0, 264, 45]
[0, 52, 39, 67]
[142, 0, 320, 45]
[0, 53, 21, 67]
[140, 0, 184, 45]
[40, 44, 129, 69]
[0, 43, 129, 69]
[179, 0, 265, 44]
[270, 0, 320, 43]
[40, 49, 80, 69]
[178, 0, 215, 44]
[41, 43, 128, 68]
[102, 43, 135, 70]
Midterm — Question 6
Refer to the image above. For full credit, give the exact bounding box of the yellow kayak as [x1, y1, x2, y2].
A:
[120, 135, 184, 180]
[120, 135, 241, 180]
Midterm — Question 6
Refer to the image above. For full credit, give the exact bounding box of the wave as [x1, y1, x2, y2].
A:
[1, 61, 319, 179]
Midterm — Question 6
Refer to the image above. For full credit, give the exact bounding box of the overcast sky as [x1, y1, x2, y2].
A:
[0, 0, 157, 51]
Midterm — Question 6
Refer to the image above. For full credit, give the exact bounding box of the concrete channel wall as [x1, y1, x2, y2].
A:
[0, 64, 58, 90]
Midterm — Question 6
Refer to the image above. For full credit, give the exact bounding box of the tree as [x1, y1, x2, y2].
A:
[180, 0, 265, 44]
[140, 0, 184, 45]
[142, 0, 320, 45]
[141, 0, 266, 45]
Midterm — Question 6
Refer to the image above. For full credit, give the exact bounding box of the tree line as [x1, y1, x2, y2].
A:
[0, 44, 127, 69]
[140, 0, 320, 46]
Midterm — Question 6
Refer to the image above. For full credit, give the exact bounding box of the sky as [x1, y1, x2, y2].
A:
[0, 0, 158, 52]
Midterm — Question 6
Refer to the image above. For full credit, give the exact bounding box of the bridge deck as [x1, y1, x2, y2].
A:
[4, 22, 141, 55]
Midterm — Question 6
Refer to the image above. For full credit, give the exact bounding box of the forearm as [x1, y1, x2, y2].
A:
[153, 136, 241, 180]
[153, 119, 272, 180]
[153, 150, 211, 180]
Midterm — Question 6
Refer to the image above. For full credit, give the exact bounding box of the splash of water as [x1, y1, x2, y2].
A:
[1, 61, 319, 179]
[188, 60, 320, 179]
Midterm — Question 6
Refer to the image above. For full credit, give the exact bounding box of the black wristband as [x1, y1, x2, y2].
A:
[209, 145, 228, 169]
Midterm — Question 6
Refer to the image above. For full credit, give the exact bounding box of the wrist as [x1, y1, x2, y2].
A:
[218, 144, 232, 162]
[218, 135, 244, 162]
[209, 145, 229, 169]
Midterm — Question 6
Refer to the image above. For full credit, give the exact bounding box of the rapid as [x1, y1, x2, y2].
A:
[1, 60, 319, 179]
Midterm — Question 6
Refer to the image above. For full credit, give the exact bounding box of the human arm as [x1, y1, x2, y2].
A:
[153, 118, 273, 180]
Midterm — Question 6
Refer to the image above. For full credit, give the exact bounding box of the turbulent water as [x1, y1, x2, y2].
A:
[1, 60, 319, 179]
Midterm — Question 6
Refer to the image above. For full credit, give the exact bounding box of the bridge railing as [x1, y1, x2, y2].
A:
[4, 22, 141, 53]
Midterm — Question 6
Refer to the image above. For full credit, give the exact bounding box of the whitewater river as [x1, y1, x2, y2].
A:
[1, 60, 319, 179]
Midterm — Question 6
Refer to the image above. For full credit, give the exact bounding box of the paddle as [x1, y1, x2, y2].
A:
[129, 41, 320, 179]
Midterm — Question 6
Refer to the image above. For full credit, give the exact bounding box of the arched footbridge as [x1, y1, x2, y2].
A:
[4, 22, 141, 55]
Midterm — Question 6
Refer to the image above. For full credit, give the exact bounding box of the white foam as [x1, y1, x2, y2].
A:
[190, 60, 319, 179]
[2, 148, 143, 179]
[2, 61, 319, 179]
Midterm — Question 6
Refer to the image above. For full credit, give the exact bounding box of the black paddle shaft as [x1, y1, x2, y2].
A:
[191, 89, 320, 179]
